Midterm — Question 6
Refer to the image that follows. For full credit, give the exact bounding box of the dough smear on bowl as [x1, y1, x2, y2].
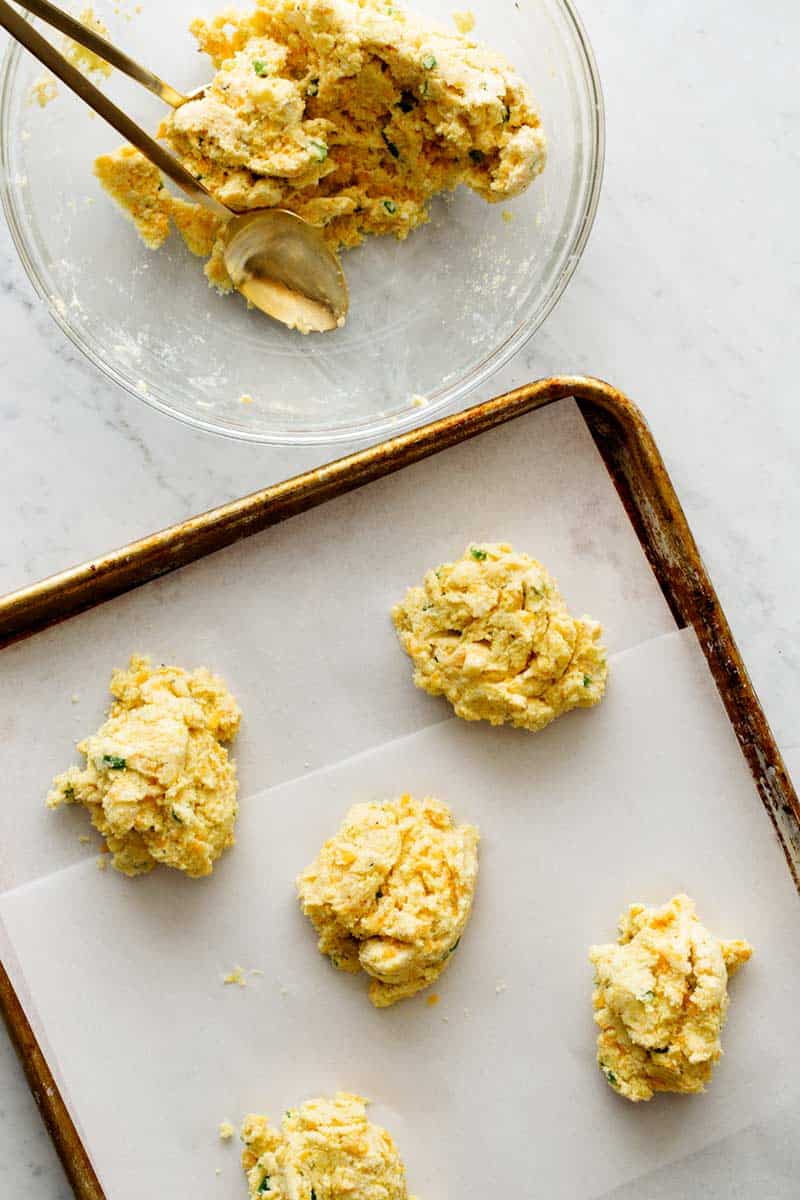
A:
[392, 542, 607, 732]
[241, 1092, 415, 1200]
[297, 794, 479, 1007]
[93, 0, 547, 300]
[47, 654, 241, 877]
[589, 893, 752, 1101]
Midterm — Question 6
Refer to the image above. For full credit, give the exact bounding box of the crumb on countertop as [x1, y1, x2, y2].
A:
[219, 1120, 236, 1140]
[426, 993, 440, 1007]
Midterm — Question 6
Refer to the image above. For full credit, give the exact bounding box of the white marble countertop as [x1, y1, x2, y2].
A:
[1, 0, 798, 1194]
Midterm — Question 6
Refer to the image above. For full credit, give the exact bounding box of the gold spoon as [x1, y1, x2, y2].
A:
[0, 0, 349, 333]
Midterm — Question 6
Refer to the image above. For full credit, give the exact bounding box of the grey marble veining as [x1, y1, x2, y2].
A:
[1, 1, 799, 1195]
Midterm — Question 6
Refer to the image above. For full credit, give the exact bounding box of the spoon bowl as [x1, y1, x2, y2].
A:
[223, 210, 349, 334]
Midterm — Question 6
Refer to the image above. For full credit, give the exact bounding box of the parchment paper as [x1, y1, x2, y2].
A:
[3, 398, 798, 1199]
[0, 399, 673, 893]
[2, 630, 800, 1199]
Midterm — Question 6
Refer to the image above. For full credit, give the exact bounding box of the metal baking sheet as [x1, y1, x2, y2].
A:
[1, 380, 797, 1200]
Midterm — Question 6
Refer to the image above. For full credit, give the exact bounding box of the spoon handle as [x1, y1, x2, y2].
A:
[13, 0, 186, 107]
[0, 0, 230, 218]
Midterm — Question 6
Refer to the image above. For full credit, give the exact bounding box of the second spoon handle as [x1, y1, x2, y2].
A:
[0, 0, 230, 218]
[15, 0, 186, 107]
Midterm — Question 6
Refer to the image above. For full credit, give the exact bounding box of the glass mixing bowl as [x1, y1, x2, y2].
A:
[0, 0, 603, 444]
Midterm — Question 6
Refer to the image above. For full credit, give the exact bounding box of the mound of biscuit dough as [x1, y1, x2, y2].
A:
[47, 655, 241, 878]
[589, 893, 752, 1102]
[392, 542, 607, 733]
[241, 1092, 413, 1200]
[297, 794, 479, 1007]
[94, 0, 546, 295]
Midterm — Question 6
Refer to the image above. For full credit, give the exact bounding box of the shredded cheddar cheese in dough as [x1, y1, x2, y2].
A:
[242, 1093, 414, 1200]
[47, 655, 241, 878]
[393, 542, 607, 732]
[590, 893, 752, 1102]
[298, 794, 479, 1007]
[93, 0, 546, 296]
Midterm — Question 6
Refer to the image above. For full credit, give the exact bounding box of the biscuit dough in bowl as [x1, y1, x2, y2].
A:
[393, 542, 607, 732]
[297, 794, 479, 1007]
[94, 0, 547, 301]
[47, 655, 241, 877]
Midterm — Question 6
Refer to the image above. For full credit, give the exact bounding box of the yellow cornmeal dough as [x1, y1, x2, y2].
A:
[452, 10, 476, 34]
[590, 894, 752, 1102]
[94, 146, 171, 249]
[393, 542, 607, 733]
[242, 1093, 414, 1200]
[297, 794, 479, 1007]
[47, 655, 241, 878]
[94, 0, 546, 294]
[32, 8, 112, 108]
[64, 7, 114, 79]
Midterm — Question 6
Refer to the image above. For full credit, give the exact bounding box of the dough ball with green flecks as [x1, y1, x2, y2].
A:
[297, 794, 479, 1007]
[47, 655, 240, 877]
[590, 893, 752, 1101]
[241, 1093, 414, 1200]
[393, 542, 607, 732]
